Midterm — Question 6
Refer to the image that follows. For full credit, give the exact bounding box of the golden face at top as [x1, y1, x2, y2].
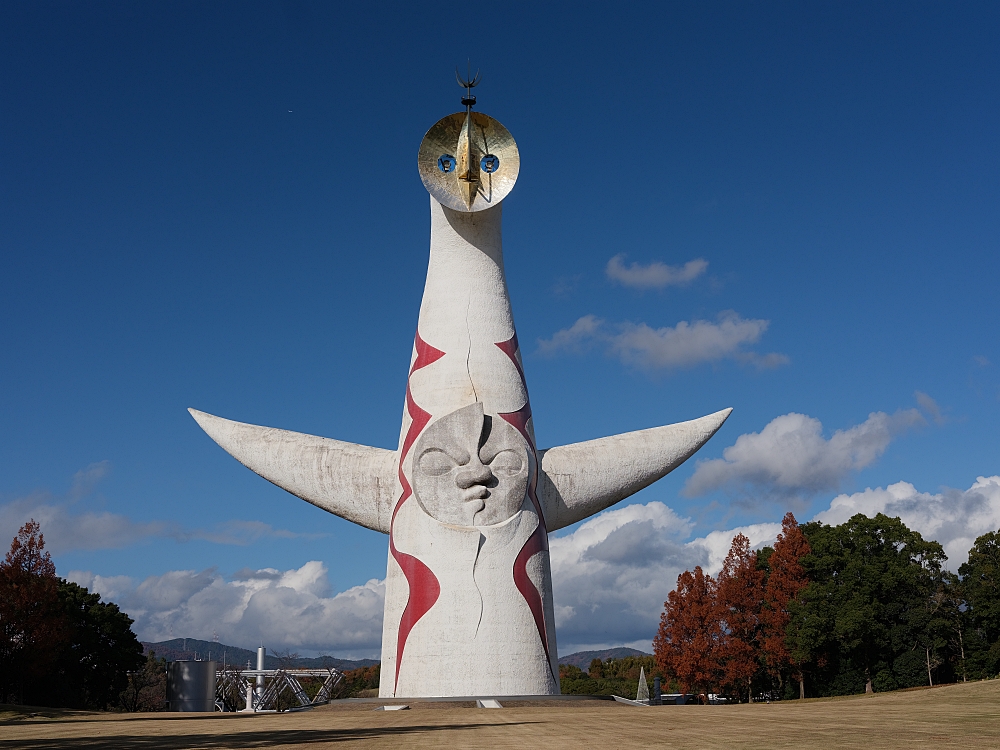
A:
[417, 105, 520, 212]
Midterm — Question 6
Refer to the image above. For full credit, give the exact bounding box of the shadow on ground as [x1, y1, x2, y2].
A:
[0, 722, 537, 749]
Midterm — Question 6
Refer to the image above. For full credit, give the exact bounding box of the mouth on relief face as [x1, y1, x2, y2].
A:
[463, 486, 489, 503]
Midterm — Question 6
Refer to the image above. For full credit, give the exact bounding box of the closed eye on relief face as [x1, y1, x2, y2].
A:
[485, 449, 523, 476]
[418, 449, 461, 476]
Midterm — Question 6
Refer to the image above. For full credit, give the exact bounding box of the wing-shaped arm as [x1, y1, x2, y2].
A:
[537, 408, 732, 532]
[189, 409, 396, 534]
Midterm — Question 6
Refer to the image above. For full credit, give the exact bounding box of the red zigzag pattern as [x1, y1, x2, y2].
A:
[390, 331, 553, 689]
[389, 331, 445, 691]
[496, 333, 553, 670]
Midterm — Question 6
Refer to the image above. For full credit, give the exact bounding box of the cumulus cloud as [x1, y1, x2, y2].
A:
[684, 409, 925, 500]
[550, 473, 1000, 651]
[68, 562, 385, 659]
[67, 474, 999, 657]
[549, 501, 779, 653]
[814, 476, 1000, 568]
[62, 503, 777, 658]
[66, 571, 135, 603]
[538, 311, 787, 371]
[606, 255, 708, 290]
[695, 523, 785, 575]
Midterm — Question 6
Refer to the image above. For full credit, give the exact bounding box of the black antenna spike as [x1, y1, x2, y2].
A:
[456, 62, 480, 108]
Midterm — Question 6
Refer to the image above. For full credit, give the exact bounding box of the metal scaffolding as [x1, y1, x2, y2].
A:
[216, 668, 344, 712]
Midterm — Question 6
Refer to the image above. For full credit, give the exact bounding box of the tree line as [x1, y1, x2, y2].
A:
[654, 512, 1000, 701]
[0, 520, 154, 709]
[0, 519, 390, 710]
[559, 654, 657, 696]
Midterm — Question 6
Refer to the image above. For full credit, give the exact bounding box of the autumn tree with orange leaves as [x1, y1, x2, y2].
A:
[0, 520, 67, 704]
[716, 533, 765, 702]
[761, 512, 811, 699]
[656, 511, 997, 699]
[655, 525, 811, 702]
[653, 565, 721, 698]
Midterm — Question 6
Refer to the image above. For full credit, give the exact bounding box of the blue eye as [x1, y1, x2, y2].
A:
[481, 154, 500, 173]
[438, 155, 456, 173]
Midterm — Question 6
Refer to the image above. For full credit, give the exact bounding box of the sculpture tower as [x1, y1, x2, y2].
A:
[190, 74, 731, 697]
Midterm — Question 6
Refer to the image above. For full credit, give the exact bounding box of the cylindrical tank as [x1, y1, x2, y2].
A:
[167, 660, 217, 712]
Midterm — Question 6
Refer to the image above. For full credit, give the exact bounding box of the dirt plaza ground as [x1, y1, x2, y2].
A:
[2, 680, 998, 749]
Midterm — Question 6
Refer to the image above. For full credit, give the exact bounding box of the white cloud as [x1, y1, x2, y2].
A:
[0, 495, 172, 554]
[66, 571, 134, 602]
[684, 409, 925, 499]
[58, 502, 773, 658]
[536, 314, 603, 355]
[914, 391, 947, 425]
[0, 495, 319, 555]
[0, 462, 171, 554]
[538, 311, 787, 371]
[549, 474, 1000, 652]
[696, 523, 785, 574]
[813, 476, 1000, 568]
[67, 475, 998, 658]
[182, 520, 325, 546]
[606, 255, 708, 290]
[70, 460, 112, 498]
[549, 501, 779, 653]
[610, 313, 785, 370]
[68, 562, 385, 659]
[548, 474, 999, 652]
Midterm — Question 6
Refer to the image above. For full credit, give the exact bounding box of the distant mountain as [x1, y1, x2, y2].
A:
[558, 647, 652, 672]
[143, 638, 644, 674]
[141, 638, 378, 671]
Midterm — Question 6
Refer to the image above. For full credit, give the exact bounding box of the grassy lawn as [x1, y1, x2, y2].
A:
[1, 679, 998, 749]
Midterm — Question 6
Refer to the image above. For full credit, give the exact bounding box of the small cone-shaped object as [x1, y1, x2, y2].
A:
[637, 667, 650, 704]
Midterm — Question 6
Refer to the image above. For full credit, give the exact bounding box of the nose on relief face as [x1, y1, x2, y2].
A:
[412, 403, 530, 527]
[455, 458, 495, 491]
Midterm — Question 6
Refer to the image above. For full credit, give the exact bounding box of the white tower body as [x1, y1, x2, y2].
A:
[188, 82, 733, 699]
[380, 199, 556, 696]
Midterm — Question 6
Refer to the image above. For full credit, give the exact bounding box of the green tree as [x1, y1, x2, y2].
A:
[793, 514, 947, 695]
[958, 530, 1000, 676]
[588, 658, 604, 678]
[913, 570, 965, 686]
[558, 657, 658, 697]
[49, 580, 145, 709]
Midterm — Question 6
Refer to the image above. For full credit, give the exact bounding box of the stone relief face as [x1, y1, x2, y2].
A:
[412, 402, 530, 527]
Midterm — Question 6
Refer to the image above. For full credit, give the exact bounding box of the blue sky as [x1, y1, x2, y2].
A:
[2, 1, 998, 657]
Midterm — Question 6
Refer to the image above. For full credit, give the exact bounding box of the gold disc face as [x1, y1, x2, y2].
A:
[418, 112, 520, 212]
